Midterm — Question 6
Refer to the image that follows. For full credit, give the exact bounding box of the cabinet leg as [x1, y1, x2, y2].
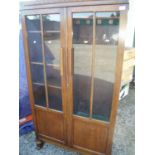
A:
[36, 139, 44, 150]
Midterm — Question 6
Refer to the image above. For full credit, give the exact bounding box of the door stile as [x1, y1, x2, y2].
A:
[60, 8, 68, 145]
[106, 11, 128, 155]
[89, 12, 96, 119]
[66, 8, 74, 146]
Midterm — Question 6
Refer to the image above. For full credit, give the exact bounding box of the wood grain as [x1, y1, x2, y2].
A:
[73, 116, 108, 154]
[21, 1, 129, 154]
[22, 16, 39, 137]
[20, 0, 129, 11]
[35, 107, 64, 142]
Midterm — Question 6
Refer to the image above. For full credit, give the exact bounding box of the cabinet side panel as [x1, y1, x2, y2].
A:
[106, 12, 128, 155]
[22, 16, 39, 133]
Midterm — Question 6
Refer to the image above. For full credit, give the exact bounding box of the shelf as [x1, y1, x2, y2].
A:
[44, 30, 60, 33]
[30, 62, 59, 67]
[46, 63, 59, 67]
[33, 82, 44, 86]
[48, 84, 61, 89]
[32, 83, 61, 89]
[31, 62, 43, 65]
[28, 30, 60, 34]
[28, 30, 41, 33]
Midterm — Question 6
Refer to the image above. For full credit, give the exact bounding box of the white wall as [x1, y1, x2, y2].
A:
[125, 0, 135, 47]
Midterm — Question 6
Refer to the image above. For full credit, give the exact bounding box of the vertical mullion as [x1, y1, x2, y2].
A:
[90, 12, 96, 118]
[40, 14, 49, 108]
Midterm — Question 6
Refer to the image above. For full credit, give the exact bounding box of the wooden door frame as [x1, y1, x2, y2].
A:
[67, 4, 128, 154]
[20, 0, 129, 10]
[21, 8, 68, 144]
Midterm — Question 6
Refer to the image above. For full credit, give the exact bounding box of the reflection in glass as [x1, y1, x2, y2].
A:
[73, 13, 93, 44]
[31, 64, 44, 83]
[27, 33, 42, 62]
[42, 14, 62, 111]
[96, 12, 119, 45]
[92, 12, 120, 121]
[43, 14, 61, 65]
[26, 15, 41, 31]
[46, 66, 61, 87]
[43, 14, 60, 31]
[73, 13, 93, 117]
[44, 32, 60, 64]
[33, 84, 46, 107]
[48, 87, 62, 111]
[26, 15, 46, 108]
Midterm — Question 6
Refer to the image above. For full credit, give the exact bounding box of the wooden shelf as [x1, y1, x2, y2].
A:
[48, 84, 61, 89]
[28, 30, 41, 33]
[46, 63, 59, 67]
[31, 62, 43, 65]
[44, 30, 60, 33]
[30, 62, 59, 67]
[28, 30, 60, 33]
[32, 82, 61, 89]
[33, 82, 44, 86]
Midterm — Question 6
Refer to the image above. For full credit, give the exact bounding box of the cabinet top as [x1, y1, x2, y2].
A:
[20, 0, 129, 11]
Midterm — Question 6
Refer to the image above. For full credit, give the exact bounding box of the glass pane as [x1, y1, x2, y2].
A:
[46, 66, 61, 87]
[73, 13, 93, 117]
[44, 32, 60, 64]
[43, 14, 62, 111]
[26, 15, 40, 31]
[27, 33, 42, 62]
[31, 64, 44, 83]
[43, 14, 61, 65]
[92, 12, 120, 121]
[43, 14, 60, 31]
[33, 84, 46, 107]
[48, 87, 62, 111]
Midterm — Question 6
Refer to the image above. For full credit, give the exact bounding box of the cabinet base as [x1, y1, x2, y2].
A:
[37, 134, 106, 155]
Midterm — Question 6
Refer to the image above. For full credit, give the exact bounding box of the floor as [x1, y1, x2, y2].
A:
[19, 88, 135, 155]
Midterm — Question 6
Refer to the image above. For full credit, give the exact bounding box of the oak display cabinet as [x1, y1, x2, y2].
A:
[20, 0, 129, 154]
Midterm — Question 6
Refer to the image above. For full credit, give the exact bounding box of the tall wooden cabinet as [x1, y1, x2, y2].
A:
[20, 0, 129, 154]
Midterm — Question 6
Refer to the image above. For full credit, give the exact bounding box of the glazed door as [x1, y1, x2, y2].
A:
[67, 5, 127, 154]
[22, 4, 127, 154]
[23, 8, 68, 144]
